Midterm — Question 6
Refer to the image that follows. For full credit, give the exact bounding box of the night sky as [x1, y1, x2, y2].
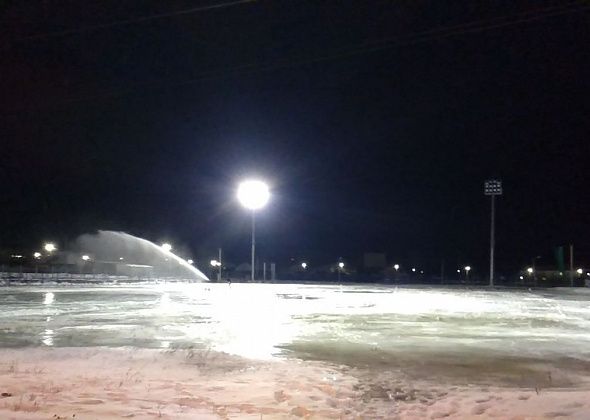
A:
[1, 1, 589, 273]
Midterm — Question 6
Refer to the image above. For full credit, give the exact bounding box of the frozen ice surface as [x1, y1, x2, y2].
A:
[1, 283, 589, 376]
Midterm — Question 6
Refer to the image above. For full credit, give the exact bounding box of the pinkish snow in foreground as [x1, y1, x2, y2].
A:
[0, 347, 589, 419]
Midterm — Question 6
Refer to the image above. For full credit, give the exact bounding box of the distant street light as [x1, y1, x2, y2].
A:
[484, 179, 502, 287]
[210, 259, 220, 267]
[337, 261, 344, 282]
[464, 265, 471, 282]
[526, 267, 534, 274]
[187, 259, 194, 265]
[81, 255, 90, 261]
[161, 243, 172, 252]
[393, 264, 400, 271]
[237, 179, 270, 282]
[301, 262, 307, 269]
[576, 268, 583, 275]
[44, 243, 57, 253]
[33, 252, 42, 259]
[411, 268, 416, 272]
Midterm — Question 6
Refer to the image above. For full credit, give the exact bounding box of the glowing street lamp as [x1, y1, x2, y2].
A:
[187, 259, 194, 265]
[301, 262, 307, 269]
[161, 243, 172, 252]
[464, 265, 471, 282]
[411, 267, 416, 273]
[526, 267, 534, 274]
[44, 243, 57, 253]
[81, 255, 90, 261]
[237, 179, 270, 281]
[393, 264, 400, 271]
[210, 259, 220, 267]
[337, 261, 344, 282]
[33, 252, 42, 259]
[576, 268, 583, 275]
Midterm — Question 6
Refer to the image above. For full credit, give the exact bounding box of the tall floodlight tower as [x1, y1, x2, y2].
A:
[237, 180, 270, 282]
[484, 179, 502, 287]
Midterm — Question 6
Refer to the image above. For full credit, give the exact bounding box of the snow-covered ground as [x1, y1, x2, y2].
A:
[1, 283, 589, 418]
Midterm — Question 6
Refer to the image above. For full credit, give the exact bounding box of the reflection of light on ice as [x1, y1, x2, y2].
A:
[41, 329, 54, 346]
[43, 292, 54, 305]
[206, 284, 300, 359]
[159, 292, 171, 310]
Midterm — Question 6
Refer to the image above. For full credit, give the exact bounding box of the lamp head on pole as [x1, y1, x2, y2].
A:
[237, 180, 270, 210]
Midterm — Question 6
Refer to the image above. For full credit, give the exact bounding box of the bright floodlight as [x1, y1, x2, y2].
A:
[33, 252, 42, 259]
[338, 262, 344, 269]
[44, 243, 56, 253]
[161, 243, 172, 252]
[81, 255, 90, 261]
[301, 262, 307, 269]
[237, 180, 270, 210]
[576, 268, 583, 274]
[526, 267, 533, 274]
[393, 264, 400, 271]
[210, 259, 220, 267]
[464, 266, 471, 272]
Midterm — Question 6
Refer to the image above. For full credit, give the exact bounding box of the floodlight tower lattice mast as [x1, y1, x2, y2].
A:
[484, 179, 502, 287]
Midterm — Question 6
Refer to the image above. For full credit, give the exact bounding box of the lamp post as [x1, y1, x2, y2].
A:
[338, 261, 344, 282]
[237, 180, 270, 282]
[464, 265, 471, 282]
[484, 179, 502, 287]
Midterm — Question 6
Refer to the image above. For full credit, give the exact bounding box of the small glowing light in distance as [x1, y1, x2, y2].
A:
[301, 262, 307, 269]
[411, 268, 416, 272]
[81, 255, 90, 261]
[393, 264, 400, 271]
[161, 243, 172, 252]
[464, 266, 471, 272]
[576, 268, 583, 274]
[210, 259, 220, 267]
[187, 259, 194, 265]
[33, 252, 42, 259]
[44, 243, 57, 252]
[338, 262, 344, 269]
[526, 267, 534, 274]
[11, 255, 23, 258]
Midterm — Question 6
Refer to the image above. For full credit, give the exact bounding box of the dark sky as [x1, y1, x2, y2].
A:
[1, 1, 589, 273]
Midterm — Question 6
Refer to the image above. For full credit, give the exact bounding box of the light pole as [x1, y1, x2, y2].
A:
[338, 261, 344, 282]
[237, 180, 270, 282]
[464, 265, 471, 282]
[484, 179, 502, 287]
